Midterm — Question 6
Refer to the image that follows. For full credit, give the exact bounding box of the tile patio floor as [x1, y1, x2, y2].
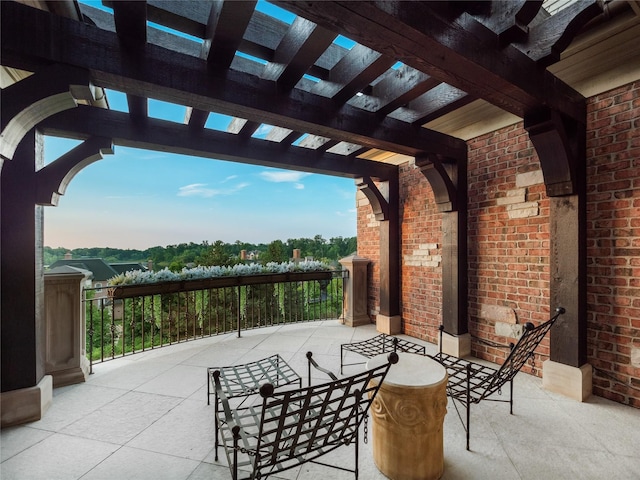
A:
[2, 320, 639, 480]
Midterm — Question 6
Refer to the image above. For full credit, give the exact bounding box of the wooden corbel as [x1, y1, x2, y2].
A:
[415, 154, 459, 212]
[524, 107, 584, 197]
[356, 176, 389, 221]
[35, 136, 114, 206]
[1, 65, 95, 163]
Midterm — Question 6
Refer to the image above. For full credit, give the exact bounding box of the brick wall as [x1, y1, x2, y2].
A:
[586, 81, 640, 407]
[356, 189, 380, 320]
[466, 125, 551, 374]
[357, 80, 640, 406]
[398, 161, 442, 343]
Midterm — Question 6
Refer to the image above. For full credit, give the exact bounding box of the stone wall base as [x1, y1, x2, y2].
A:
[542, 360, 592, 402]
[439, 332, 471, 358]
[1, 375, 53, 428]
[344, 314, 371, 327]
[52, 356, 90, 388]
[376, 314, 402, 335]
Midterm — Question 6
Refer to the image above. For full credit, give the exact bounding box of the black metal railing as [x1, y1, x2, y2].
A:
[83, 270, 346, 371]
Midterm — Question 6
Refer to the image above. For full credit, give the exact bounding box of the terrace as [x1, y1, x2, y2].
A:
[2, 1, 640, 475]
[2, 320, 639, 479]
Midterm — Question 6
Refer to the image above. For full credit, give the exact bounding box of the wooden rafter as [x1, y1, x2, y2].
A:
[261, 17, 336, 92]
[275, 0, 595, 121]
[0, 1, 466, 159]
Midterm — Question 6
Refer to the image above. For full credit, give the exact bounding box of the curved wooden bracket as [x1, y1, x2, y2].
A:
[415, 154, 458, 212]
[36, 137, 114, 206]
[356, 176, 388, 221]
[523, 1, 603, 67]
[1, 64, 94, 163]
[524, 108, 584, 197]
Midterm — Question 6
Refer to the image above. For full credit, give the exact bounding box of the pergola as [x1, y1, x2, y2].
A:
[2, 0, 639, 424]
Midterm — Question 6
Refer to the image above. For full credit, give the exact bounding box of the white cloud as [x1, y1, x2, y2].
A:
[177, 182, 249, 198]
[294, 183, 304, 190]
[221, 175, 238, 183]
[259, 170, 311, 183]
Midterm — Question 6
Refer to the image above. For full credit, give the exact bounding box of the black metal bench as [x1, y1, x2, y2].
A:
[340, 333, 426, 373]
[211, 351, 399, 480]
[433, 307, 566, 450]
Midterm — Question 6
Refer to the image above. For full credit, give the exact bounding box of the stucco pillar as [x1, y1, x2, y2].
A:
[44, 266, 92, 387]
[339, 255, 371, 327]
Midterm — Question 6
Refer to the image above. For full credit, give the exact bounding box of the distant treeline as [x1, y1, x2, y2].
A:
[44, 235, 356, 271]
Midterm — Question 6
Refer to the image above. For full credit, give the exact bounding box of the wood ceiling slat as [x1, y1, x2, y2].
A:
[203, 0, 256, 69]
[310, 43, 397, 104]
[40, 106, 397, 180]
[298, 134, 332, 149]
[111, 1, 147, 44]
[237, 120, 261, 139]
[81, 4, 201, 57]
[187, 2, 256, 132]
[275, 0, 587, 121]
[184, 107, 209, 130]
[0, 2, 466, 159]
[389, 84, 472, 125]
[111, 2, 148, 122]
[145, 0, 213, 38]
[347, 65, 441, 116]
[261, 17, 336, 92]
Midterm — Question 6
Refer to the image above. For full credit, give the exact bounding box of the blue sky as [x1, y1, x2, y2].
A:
[43, 2, 358, 250]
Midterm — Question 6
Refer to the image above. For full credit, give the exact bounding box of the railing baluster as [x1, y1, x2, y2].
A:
[83, 270, 344, 365]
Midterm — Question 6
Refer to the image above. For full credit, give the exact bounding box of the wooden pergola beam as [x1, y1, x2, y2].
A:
[40, 106, 398, 180]
[275, 0, 589, 121]
[0, 1, 466, 160]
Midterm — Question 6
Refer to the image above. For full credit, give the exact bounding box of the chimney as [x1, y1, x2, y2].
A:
[293, 249, 301, 259]
[240, 250, 247, 260]
[147, 259, 153, 271]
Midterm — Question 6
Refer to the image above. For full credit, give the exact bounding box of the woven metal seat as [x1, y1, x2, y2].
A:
[207, 354, 302, 461]
[212, 351, 399, 480]
[432, 307, 565, 450]
[340, 333, 426, 373]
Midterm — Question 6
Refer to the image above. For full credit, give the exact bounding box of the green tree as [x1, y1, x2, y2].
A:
[198, 240, 235, 267]
[261, 240, 288, 264]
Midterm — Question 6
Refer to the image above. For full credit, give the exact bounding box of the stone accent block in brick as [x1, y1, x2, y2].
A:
[480, 304, 517, 324]
[516, 169, 544, 187]
[497, 188, 526, 205]
[507, 201, 539, 218]
[404, 243, 441, 267]
[631, 347, 640, 368]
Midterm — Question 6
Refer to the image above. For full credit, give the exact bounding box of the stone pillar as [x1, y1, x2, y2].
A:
[339, 255, 370, 327]
[44, 266, 91, 387]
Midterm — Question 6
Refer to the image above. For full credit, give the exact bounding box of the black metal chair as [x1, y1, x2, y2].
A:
[432, 307, 566, 450]
[212, 351, 399, 480]
[207, 354, 302, 461]
[340, 333, 426, 373]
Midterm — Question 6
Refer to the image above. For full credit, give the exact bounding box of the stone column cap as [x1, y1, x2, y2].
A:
[45, 265, 93, 280]
[339, 254, 370, 265]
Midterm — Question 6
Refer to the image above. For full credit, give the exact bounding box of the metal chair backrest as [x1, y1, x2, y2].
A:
[482, 307, 565, 398]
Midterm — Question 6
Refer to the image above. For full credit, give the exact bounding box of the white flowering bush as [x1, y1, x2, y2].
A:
[109, 260, 332, 286]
